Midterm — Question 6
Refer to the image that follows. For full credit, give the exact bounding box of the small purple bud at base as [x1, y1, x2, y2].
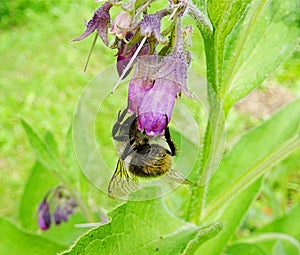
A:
[38, 200, 51, 231]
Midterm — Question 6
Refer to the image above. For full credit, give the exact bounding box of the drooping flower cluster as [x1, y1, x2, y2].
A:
[37, 186, 77, 231]
[74, 0, 192, 136]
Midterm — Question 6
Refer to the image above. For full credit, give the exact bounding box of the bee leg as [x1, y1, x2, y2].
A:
[112, 109, 128, 139]
[165, 126, 176, 156]
[120, 142, 134, 161]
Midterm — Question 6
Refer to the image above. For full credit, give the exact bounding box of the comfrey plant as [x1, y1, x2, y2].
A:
[18, 0, 300, 254]
[73, 0, 192, 136]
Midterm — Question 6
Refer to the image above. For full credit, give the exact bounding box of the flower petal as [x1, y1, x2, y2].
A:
[72, 2, 112, 45]
[137, 78, 179, 135]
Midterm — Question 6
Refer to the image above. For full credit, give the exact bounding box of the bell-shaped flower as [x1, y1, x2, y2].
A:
[72, 2, 112, 46]
[128, 50, 191, 136]
[137, 78, 179, 135]
[38, 200, 51, 231]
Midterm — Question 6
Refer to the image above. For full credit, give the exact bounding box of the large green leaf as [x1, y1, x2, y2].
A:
[0, 218, 65, 255]
[196, 178, 262, 254]
[223, 0, 300, 111]
[60, 187, 223, 255]
[205, 99, 300, 215]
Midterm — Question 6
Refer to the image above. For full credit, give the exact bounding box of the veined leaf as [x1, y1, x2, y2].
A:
[205, 99, 300, 216]
[0, 218, 65, 255]
[223, 0, 300, 111]
[60, 187, 223, 255]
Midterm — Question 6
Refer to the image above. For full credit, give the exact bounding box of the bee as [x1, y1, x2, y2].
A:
[108, 109, 191, 198]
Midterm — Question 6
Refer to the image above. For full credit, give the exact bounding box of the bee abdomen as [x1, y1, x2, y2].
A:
[129, 145, 172, 177]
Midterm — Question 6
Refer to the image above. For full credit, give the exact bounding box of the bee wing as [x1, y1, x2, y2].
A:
[108, 159, 138, 199]
[164, 170, 192, 185]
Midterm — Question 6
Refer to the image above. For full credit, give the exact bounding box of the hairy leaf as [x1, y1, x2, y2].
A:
[60, 187, 222, 255]
[223, 0, 300, 111]
[205, 0, 252, 94]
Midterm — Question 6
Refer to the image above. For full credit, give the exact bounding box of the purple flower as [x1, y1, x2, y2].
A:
[137, 78, 179, 135]
[127, 51, 191, 136]
[37, 186, 77, 230]
[72, 2, 112, 46]
[38, 200, 51, 231]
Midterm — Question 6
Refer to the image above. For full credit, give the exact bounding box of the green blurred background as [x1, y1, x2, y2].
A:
[1, 0, 299, 228]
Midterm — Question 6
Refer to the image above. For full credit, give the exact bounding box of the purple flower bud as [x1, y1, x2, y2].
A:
[37, 186, 78, 230]
[53, 206, 68, 225]
[137, 10, 170, 43]
[110, 11, 133, 40]
[72, 2, 112, 46]
[38, 200, 51, 231]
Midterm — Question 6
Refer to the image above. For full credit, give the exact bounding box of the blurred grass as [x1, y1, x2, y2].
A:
[0, 0, 299, 228]
[0, 0, 114, 218]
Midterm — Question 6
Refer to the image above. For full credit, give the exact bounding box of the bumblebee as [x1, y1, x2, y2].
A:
[108, 109, 191, 198]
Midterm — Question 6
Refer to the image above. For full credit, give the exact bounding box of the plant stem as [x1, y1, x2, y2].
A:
[186, 7, 226, 224]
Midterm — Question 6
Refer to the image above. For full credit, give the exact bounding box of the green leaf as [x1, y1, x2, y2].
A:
[197, 178, 262, 255]
[0, 218, 65, 255]
[226, 243, 268, 255]
[60, 187, 223, 255]
[19, 162, 59, 230]
[205, 99, 300, 216]
[223, 0, 300, 111]
[204, 0, 252, 93]
[21, 120, 63, 173]
[44, 131, 58, 156]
